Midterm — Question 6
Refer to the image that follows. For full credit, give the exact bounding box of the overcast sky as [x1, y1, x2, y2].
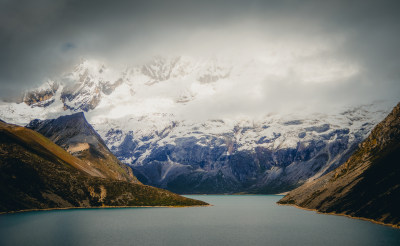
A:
[1, 0, 399, 114]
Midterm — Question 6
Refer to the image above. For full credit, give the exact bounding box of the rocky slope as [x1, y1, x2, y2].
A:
[0, 57, 393, 194]
[0, 120, 208, 213]
[278, 102, 400, 227]
[27, 112, 139, 183]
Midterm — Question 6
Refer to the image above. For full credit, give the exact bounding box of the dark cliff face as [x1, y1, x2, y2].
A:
[0, 120, 207, 213]
[278, 102, 400, 227]
[27, 113, 140, 183]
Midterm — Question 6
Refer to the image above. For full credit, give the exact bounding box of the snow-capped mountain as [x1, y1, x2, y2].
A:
[0, 56, 393, 194]
[93, 105, 388, 194]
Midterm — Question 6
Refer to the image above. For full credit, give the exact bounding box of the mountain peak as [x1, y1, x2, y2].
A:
[28, 111, 90, 136]
[27, 113, 140, 183]
[27, 112, 103, 149]
[62, 111, 86, 121]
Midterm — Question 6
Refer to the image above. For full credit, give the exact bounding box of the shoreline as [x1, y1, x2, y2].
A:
[0, 204, 212, 215]
[277, 203, 400, 229]
[182, 193, 285, 196]
[2, 198, 398, 230]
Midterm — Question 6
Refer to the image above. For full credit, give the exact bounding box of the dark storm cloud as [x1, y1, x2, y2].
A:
[0, 0, 399, 107]
[0, 0, 243, 97]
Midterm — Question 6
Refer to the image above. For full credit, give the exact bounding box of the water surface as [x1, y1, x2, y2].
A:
[1, 195, 399, 246]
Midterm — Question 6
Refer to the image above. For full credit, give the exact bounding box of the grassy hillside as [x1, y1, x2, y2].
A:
[0, 121, 208, 213]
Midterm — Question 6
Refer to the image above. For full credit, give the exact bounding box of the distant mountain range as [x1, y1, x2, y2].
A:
[279, 102, 400, 228]
[98, 107, 387, 194]
[0, 114, 207, 213]
[0, 57, 394, 194]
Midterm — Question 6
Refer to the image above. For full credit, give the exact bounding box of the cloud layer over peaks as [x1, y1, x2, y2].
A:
[1, 0, 399, 116]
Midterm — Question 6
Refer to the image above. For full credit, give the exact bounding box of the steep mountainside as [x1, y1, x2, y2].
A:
[278, 102, 400, 227]
[0, 120, 207, 213]
[0, 57, 393, 194]
[27, 112, 139, 183]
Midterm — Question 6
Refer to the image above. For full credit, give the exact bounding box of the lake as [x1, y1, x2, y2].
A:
[1, 195, 399, 246]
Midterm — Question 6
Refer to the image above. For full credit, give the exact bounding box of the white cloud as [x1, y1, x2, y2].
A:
[1, 0, 399, 116]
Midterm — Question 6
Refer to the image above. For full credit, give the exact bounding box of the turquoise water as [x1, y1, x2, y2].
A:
[1, 195, 399, 246]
